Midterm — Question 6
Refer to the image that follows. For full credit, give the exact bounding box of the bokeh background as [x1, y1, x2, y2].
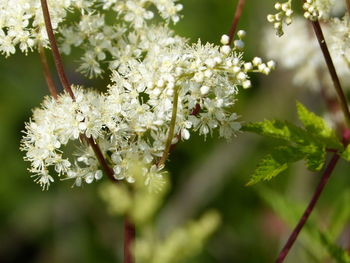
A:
[1, 0, 350, 262]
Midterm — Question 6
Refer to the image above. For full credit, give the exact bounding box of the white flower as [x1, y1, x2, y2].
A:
[263, 15, 350, 91]
[20, 1, 274, 190]
[0, 0, 77, 56]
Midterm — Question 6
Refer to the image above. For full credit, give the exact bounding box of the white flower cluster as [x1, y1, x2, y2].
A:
[221, 30, 247, 50]
[59, 0, 183, 78]
[21, 87, 105, 189]
[267, 0, 340, 36]
[0, 0, 182, 58]
[100, 0, 183, 27]
[0, 0, 77, 56]
[303, 0, 322, 21]
[267, 1, 293, 36]
[21, 37, 273, 190]
[329, 15, 350, 68]
[263, 15, 350, 90]
[19, 1, 274, 190]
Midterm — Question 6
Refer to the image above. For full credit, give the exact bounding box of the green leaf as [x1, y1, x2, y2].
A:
[297, 102, 342, 149]
[242, 120, 313, 145]
[246, 155, 288, 186]
[319, 232, 350, 263]
[246, 146, 304, 186]
[244, 102, 342, 185]
[300, 144, 326, 171]
[246, 144, 327, 185]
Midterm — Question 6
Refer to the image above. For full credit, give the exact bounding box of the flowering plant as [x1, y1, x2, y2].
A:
[3, 0, 350, 262]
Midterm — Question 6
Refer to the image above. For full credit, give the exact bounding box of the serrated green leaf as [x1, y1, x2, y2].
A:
[301, 144, 326, 171]
[319, 232, 350, 263]
[341, 145, 350, 162]
[246, 155, 288, 186]
[242, 120, 313, 145]
[297, 102, 342, 149]
[246, 146, 304, 186]
[246, 143, 327, 185]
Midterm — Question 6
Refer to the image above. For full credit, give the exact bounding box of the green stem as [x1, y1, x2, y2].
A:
[158, 87, 180, 167]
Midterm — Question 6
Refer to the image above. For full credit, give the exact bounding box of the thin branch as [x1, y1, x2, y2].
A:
[346, 0, 350, 13]
[39, 0, 115, 182]
[317, 66, 345, 133]
[275, 153, 340, 263]
[40, 0, 75, 99]
[86, 137, 116, 182]
[40, 2, 135, 263]
[158, 87, 180, 167]
[310, 20, 350, 127]
[38, 44, 58, 99]
[228, 0, 246, 44]
[124, 216, 136, 263]
[275, 4, 350, 260]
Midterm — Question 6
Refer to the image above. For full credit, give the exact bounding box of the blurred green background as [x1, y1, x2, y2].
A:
[1, 0, 350, 262]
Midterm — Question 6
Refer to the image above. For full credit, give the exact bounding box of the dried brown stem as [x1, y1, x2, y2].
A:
[228, 0, 246, 44]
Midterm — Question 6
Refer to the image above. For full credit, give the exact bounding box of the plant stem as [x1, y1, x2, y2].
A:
[39, 3, 136, 262]
[124, 216, 136, 263]
[228, 0, 245, 44]
[276, 4, 350, 261]
[38, 44, 58, 99]
[86, 137, 116, 182]
[310, 20, 350, 127]
[158, 87, 180, 167]
[40, 0, 75, 99]
[39, 0, 118, 183]
[275, 153, 340, 263]
[346, 0, 350, 13]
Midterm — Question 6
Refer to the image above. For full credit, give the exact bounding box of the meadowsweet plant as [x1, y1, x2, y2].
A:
[5, 0, 273, 262]
[5, 0, 350, 262]
[19, 1, 274, 192]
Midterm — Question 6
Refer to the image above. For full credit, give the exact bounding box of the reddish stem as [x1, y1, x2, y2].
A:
[310, 20, 350, 127]
[39, 2, 136, 262]
[86, 137, 116, 182]
[124, 216, 136, 263]
[228, 0, 246, 44]
[40, 0, 75, 99]
[38, 45, 58, 99]
[275, 4, 350, 261]
[275, 153, 340, 263]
